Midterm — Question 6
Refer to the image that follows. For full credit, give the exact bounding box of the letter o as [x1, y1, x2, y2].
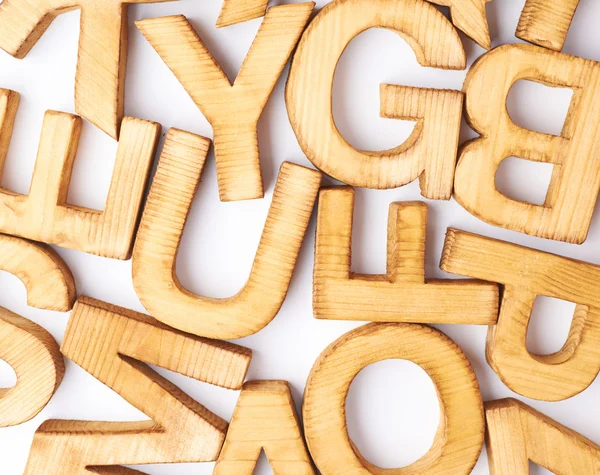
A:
[303, 323, 484, 474]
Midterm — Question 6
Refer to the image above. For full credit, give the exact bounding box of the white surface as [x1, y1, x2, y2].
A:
[1, 0, 600, 473]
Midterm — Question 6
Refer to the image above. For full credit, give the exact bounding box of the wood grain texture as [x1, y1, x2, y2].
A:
[486, 398, 600, 474]
[216, 0, 268, 28]
[0, 307, 64, 428]
[25, 297, 252, 474]
[132, 129, 321, 340]
[0, 89, 160, 259]
[285, 0, 465, 197]
[0, 234, 75, 427]
[429, 0, 491, 49]
[0, 0, 176, 139]
[214, 380, 314, 475]
[442, 228, 600, 402]
[314, 186, 499, 324]
[454, 43, 600, 244]
[136, 4, 313, 202]
[303, 323, 484, 474]
[517, 0, 580, 51]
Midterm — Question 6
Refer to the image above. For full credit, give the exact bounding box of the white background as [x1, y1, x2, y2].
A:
[1, 0, 600, 473]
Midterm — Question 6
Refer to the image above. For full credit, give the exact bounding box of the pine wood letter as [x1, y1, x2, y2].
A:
[0, 0, 176, 138]
[517, 0, 580, 51]
[132, 129, 321, 340]
[286, 0, 465, 197]
[0, 234, 75, 427]
[486, 398, 600, 474]
[0, 89, 160, 259]
[442, 229, 600, 401]
[303, 323, 484, 474]
[454, 44, 600, 243]
[25, 297, 252, 474]
[136, 4, 314, 202]
[214, 380, 314, 474]
[314, 186, 498, 323]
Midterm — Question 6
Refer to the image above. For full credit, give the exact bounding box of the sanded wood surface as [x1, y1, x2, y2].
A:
[0, 89, 160, 259]
[214, 381, 314, 475]
[486, 398, 600, 474]
[25, 297, 252, 474]
[454, 43, 600, 244]
[517, 0, 580, 51]
[133, 129, 321, 340]
[314, 187, 499, 324]
[137, 4, 313, 201]
[442, 229, 600, 401]
[286, 0, 465, 197]
[0, 0, 176, 139]
[0, 234, 74, 427]
[303, 323, 484, 474]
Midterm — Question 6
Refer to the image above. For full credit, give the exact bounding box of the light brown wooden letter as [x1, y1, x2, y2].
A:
[136, 4, 313, 202]
[25, 297, 252, 474]
[486, 398, 600, 474]
[0, 0, 176, 138]
[132, 129, 321, 340]
[214, 380, 314, 474]
[0, 234, 75, 427]
[217, 0, 490, 49]
[285, 0, 465, 197]
[442, 229, 600, 401]
[304, 323, 484, 474]
[0, 89, 160, 259]
[454, 44, 600, 243]
[517, 0, 580, 51]
[314, 186, 498, 323]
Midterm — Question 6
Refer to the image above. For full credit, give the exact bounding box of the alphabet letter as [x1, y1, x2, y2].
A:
[442, 229, 600, 401]
[132, 129, 321, 340]
[304, 323, 484, 474]
[137, 4, 314, 201]
[455, 44, 600, 243]
[286, 0, 465, 197]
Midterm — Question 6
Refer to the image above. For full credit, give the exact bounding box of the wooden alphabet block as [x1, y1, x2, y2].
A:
[314, 187, 499, 324]
[132, 129, 321, 340]
[442, 229, 600, 401]
[0, 0, 177, 139]
[517, 0, 580, 51]
[486, 398, 600, 474]
[214, 381, 314, 475]
[0, 234, 75, 427]
[285, 0, 465, 198]
[454, 44, 600, 244]
[136, 4, 313, 202]
[25, 297, 252, 474]
[303, 323, 484, 474]
[0, 89, 160, 259]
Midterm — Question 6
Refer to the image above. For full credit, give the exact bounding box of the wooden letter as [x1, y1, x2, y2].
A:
[517, 0, 580, 51]
[454, 44, 600, 244]
[0, 89, 160, 259]
[303, 323, 484, 474]
[25, 297, 252, 474]
[486, 398, 600, 474]
[442, 229, 600, 401]
[214, 381, 314, 475]
[0, 234, 75, 427]
[132, 129, 321, 340]
[136, 4, 313, 202]
[0, 0, 176, 139]
[217, 0, 490, 49]
[314, 186, 499, 324]
[285, 0, 465, 197]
